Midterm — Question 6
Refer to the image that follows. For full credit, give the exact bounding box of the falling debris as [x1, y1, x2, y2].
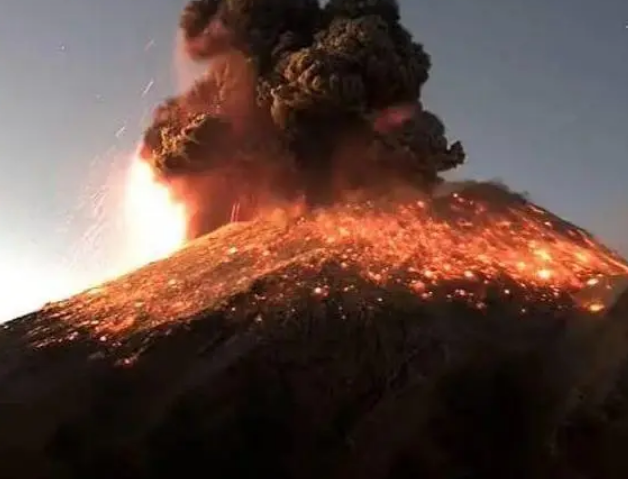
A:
[114, 125, 127, 139]
[141, 79, 155, 97]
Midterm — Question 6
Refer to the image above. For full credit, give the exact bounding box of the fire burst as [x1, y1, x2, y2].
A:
[124, 154, 187, 268]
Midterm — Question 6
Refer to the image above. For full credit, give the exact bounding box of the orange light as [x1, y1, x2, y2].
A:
[588, 303, 605, 313]
[124, 154, 187, 268]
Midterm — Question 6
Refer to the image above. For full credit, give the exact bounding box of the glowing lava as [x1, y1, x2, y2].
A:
[34, 186, 628, 345]
[308, 196, 628, 294]
[124, 154, 187, 268]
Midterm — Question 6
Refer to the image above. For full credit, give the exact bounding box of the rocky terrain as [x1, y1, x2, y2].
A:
[1, 183, 628, 479]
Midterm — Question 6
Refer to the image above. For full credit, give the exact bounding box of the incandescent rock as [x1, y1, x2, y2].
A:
[1, 183, 628, 479]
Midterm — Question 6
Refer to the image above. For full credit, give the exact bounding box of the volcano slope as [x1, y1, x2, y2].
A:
[2, 183, 628, 479]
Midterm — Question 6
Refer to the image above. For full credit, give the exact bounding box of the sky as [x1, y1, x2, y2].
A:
[0, 0, 627, 320]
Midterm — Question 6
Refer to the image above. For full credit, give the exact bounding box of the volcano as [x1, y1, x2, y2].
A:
[1, 183, 628, 479]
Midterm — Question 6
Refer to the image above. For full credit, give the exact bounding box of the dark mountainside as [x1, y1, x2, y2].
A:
[1, 184, 628, 479]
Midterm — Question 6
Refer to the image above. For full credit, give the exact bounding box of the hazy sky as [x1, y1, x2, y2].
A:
[1, 0, 627, 320]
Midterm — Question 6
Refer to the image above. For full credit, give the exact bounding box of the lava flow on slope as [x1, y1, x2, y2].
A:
[21, 182, 628, 354]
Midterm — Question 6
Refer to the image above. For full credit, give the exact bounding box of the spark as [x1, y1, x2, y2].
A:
[115, 125, 127, 139]
[141, 79, 155, 98]
[536, 269, 552, 280]
[589, 303, 605, 313]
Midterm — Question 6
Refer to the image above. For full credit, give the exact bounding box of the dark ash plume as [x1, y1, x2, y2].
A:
[140, 0, 466, 238]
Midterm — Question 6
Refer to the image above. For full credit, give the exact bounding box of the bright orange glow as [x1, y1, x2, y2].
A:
[300, 195, 628, 309]
[124, 154, 187, 268]
[30, 188, 628, 342]
[588, 303, 605, 313]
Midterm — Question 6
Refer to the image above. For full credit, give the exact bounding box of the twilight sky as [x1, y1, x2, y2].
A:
[0, 0, 627, 320]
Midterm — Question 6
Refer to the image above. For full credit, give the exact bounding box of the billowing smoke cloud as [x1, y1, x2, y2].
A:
[140, 0, 466, 238]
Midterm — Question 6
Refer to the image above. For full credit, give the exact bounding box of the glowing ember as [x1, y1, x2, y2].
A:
[588, 303, 605, 313]
[38, 187, 628, 346]
[124, 154, 187, 268]
[309, 199, 628, 292]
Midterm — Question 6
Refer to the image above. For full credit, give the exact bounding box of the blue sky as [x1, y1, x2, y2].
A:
[1, 0, 627, 319]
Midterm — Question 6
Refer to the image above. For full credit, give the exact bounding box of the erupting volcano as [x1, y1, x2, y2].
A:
[2, 1, 628, 478]
[137, 0, 466, 240]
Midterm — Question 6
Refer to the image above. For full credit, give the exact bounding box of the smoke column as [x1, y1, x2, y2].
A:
[140, 0, 466, 240]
